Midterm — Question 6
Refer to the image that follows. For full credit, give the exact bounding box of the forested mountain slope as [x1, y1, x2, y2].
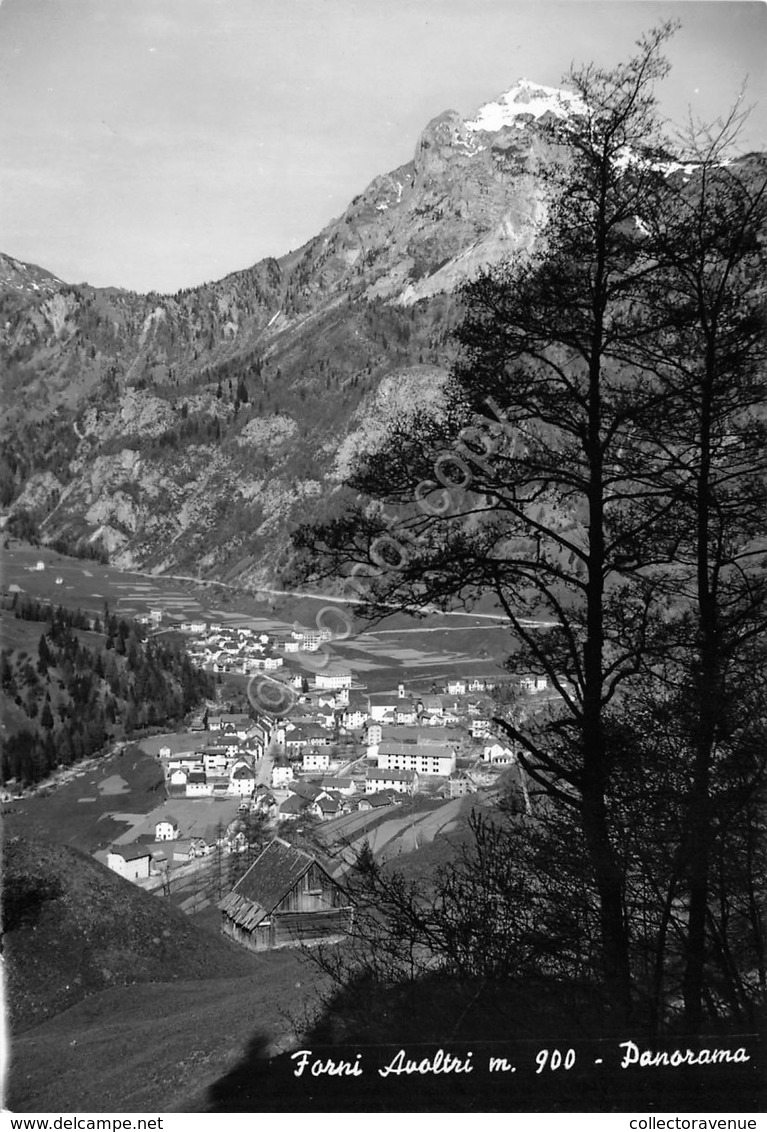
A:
[0, 82, 577, 585]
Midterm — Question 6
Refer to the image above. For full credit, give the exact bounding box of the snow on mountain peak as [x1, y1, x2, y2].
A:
[465, 78, 585, 132]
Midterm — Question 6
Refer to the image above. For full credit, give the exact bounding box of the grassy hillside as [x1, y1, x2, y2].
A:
[2, 835, 261, 1032]
[2, 835, 333, 1112]
[7, 959, 318, 1113]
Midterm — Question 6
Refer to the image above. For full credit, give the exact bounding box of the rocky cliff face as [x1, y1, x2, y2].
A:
[0, 81, 578, 585]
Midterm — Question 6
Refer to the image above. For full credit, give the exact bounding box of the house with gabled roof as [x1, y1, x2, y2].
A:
[365, 767, 418, 795]
[210, 712, 252, 736]
[278, 793, 312, 820]
[357, 789, 401, 811]
[271, 760, 294, 788]
[302, 748, 331, 772]
[107, 843, 153, 880]
[418, 695, 444, 718]
[483, 743, 516, 765]
[156, 816, 180, 841]
[472, 717, 493, 739]
[342, 695, 368, 730]
[252, 787, 278, 818]
[285, 723, 332, 752]
[171, 837, 210, 862]
[287, 779, 324, 803]
[315, 793, 342, 819]
[168, 767, 189, 793]
[228, 763, 256, 796]
[368, 692, 401, 721]
[320, 776, 356, 796]
[186, 767, 211, 796]
[219, 837, 352, 951]
[394, 699, 418, 725]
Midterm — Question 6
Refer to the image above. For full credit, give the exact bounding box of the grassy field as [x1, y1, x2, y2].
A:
[2, 541, 217, 621]
[2, 541, 522, 696]
[3, 745, 167, 853]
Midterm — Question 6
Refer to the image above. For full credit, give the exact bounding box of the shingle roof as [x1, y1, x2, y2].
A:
[219, 838, 319, 927]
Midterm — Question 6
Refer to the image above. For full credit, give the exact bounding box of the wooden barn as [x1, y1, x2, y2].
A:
[218, 837, 352, 952]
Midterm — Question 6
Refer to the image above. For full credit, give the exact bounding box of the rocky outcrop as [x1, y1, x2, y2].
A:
[1, 80, 586, 584]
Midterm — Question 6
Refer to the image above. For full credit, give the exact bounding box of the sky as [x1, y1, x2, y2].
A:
[1, 0, 765, 294]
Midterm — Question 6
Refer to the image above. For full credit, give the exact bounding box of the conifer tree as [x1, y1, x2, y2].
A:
[294, 27, 767, 1026]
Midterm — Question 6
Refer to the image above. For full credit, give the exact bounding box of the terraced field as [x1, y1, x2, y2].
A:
[319, 796, 473, 875]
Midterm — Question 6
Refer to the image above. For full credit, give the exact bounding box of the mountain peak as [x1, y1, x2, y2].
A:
[0, 252, 65, 295]
[465, 78, 585, 133]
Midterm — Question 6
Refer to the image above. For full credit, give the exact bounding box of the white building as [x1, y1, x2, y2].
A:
[271, 763, 295, 788]
[365, 768, 418, 795]
[483, 743, 516, 765]
[155, 817, 180, 841]
[107, 845, 152, 881]
[394, 700, 418, 725]
[168, 752, 203, 772]
[377, 742, 456, 777]
[229, 764, 256, 796]
[186, 769, 211, 796]
[343, 702, 367, 730]
[315, 668, 353, 690]
[203, 748, 229, 774]
[520, 675, 548, 693]
[320, 776, 356, 797]
[368, 693, 401, 722]
[302, 749, 331, 772]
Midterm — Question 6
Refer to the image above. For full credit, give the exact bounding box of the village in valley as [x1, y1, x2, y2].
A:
[98, 610, 549, 951]
[0, 541, 556, 957]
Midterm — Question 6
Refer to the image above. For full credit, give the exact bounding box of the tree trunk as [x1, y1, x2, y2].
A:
[682, 349, 717, 1034]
